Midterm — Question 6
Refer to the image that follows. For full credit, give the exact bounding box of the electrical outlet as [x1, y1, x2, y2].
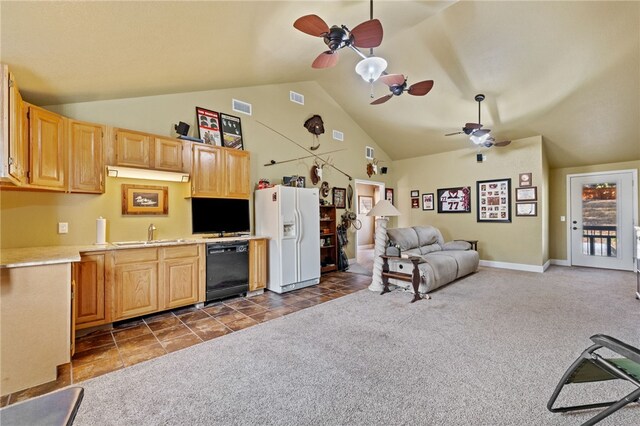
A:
[58, 222, 68, 234]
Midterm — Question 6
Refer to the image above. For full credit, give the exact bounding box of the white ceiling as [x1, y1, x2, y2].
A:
[1, 1, 639, 168]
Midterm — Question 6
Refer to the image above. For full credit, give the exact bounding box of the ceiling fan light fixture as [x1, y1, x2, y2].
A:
[470, 132, 491, 145]
[355, 56, 387, 83]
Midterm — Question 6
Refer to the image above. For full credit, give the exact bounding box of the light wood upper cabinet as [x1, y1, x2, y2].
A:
[191, 144, 250, 199]
[154, 137, 183, 172]
[115, 129, 151, 168]
[7, 70, 27, 184]
[249, 238, 268, 292]
[28, 105, 66, 190]
[225, 149, 251, 198]
[69, 120, 105, 193]
[74, 252, 108, 329]
[192, 143, 225, 197]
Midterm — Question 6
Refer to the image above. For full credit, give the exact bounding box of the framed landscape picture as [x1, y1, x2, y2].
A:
[220, 113, 244, 150]
[122, 184, 168, 215]
[476, 178, 511, 222]
[422, 193, 434, 211]
[195, 107, 222, 146]
[437, 187, 471, 213]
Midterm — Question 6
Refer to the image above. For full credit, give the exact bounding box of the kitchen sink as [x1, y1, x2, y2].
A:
[112, 239, 188, 247]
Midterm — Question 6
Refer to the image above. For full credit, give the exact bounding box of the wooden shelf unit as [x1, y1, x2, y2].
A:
[320, 205, 338, 273]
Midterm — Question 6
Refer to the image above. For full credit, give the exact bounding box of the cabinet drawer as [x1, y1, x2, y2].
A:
[163, 244, 199, 260]
[114, 248, 158, 264]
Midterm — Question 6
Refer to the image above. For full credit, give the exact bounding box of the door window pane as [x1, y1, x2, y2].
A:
[582, 183, 617, 257]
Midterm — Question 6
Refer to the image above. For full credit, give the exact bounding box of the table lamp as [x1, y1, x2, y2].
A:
[366, 199, 401, 291]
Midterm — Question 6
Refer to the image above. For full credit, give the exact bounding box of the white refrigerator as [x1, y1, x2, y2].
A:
[255, 186, 321, 293]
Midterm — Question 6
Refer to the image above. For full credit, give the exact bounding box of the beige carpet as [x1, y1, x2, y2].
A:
[73, 266, 640, 425]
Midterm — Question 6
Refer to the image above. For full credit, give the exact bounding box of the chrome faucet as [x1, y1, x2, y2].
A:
[148, 223, 157, 241]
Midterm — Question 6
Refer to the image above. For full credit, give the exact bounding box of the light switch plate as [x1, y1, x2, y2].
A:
[58, 222, 68, 234]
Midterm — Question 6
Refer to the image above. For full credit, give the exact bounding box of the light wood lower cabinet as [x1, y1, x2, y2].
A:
[162, 244, 203, 309]
[249, 238, 268, 291]
[73, 252, 109, 329]
[112, 248, 160, 321]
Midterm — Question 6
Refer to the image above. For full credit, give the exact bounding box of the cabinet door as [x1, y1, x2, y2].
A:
[225, 149, 250, 199]
[249, 239, 268, 292]
[69, 120, 104, 193]
[164, 257, 199, 308]
[113, 262, 159, 320]
[8, 71, 26, 183]
[73, 253, 107, 327]
[192, 144, 224, 197]
[29, 105, 66, 189]
[154, 137, 183, 171]
[115, 129, 151, 168]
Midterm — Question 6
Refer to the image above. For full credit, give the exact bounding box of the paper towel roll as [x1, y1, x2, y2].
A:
[96, 217, 106, 245]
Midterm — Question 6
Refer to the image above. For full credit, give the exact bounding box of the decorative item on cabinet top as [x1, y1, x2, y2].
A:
[106, 166, 189, 182]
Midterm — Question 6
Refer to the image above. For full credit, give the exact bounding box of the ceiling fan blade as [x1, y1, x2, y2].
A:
[379, 74, 405, 87]
[494, 140, 512, 147]
[294, 14, 330, 37]
[350, 19, 383, 48]
[482, 141, 494, 148]
[465, 122, 482, 130]
[407, 80, 434, 96]
[445, 131, 463, 136]
[473, 128, 490, 136]
[312, 51, 339, 69]
[370, 94, 394, 105]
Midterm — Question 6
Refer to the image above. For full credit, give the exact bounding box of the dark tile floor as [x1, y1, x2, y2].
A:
[1, 271, 371, 407]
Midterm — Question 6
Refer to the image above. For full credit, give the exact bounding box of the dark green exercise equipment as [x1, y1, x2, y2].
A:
[547, 334, 640, 425]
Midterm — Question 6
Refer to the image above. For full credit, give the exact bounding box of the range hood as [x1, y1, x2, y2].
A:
[106, 166, 190, 182]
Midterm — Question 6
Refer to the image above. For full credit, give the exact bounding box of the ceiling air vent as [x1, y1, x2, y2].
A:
[332, 130, 344, 141]
[290, 91, 304, 105]
[232, 99, 252, 116]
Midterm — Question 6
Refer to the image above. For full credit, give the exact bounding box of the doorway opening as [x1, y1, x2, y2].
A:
[353, 179, 385, 273]
[566, 170, 637, 271]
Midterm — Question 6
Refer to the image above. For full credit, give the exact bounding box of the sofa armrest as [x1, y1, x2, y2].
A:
[443, 240, 473, 251]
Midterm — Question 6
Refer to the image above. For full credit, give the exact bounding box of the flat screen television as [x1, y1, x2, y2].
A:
[191, 198, 250, 236]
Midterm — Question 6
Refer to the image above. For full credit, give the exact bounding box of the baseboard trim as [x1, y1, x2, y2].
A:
[348, 257, 357, 265]
[358, 244, 374, 249]
[550, 259, 571, 266]
[479, 260, 545, 273]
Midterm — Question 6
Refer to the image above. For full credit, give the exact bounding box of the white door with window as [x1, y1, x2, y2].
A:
[569, 171, 636, 270]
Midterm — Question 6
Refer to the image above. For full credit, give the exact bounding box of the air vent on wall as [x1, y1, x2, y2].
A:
[332, 130, 344, 141]
[290, 91, 304, 105]
[232, 99, 252, 115]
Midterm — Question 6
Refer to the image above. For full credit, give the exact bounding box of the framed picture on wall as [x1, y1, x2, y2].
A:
[358, 196, 373, 215]
[385, 188, 394, 205]
[516, 186, 537, 202]
[122, 184, 168, 215]
[332, 187, 346, 209]
[516, 202, 537, 216]
[437, 187, 471, 213]
[410, 190, 419, 197]
[476, 178, 511, 222]
[422, 193, 434, 211]
[519, 173, 532, 187]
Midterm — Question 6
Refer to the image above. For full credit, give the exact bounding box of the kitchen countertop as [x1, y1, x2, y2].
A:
[0, 235, 268, 268]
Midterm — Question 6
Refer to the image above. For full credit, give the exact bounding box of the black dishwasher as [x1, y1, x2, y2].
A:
[206, 241, 249, 302]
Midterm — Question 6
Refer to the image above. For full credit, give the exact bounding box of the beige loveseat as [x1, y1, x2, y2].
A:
[386, 225, 479, 295]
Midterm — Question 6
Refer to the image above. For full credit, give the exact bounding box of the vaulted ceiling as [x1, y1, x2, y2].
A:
[1, 1, 638, 168]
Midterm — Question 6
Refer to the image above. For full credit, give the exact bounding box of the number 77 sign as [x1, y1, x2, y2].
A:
[437, 187, 471, 213]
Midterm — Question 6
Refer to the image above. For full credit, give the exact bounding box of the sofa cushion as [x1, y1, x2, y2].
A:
[443, 240, 472, 251]
[420, 254, 458, 291]
[412, 226, 444, 254]
[430, 250, 480, 278]
[387, 227, 420, 251]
